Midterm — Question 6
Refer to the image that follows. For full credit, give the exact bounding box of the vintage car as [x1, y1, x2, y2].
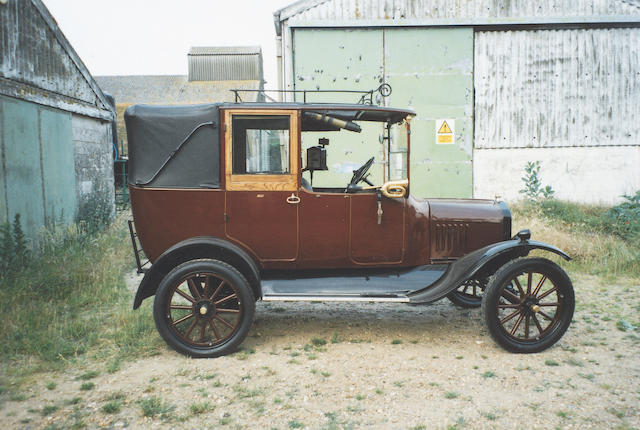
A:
[125, 88, 574, 358]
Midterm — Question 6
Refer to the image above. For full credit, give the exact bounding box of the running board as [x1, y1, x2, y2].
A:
[262, 294, 410, 303]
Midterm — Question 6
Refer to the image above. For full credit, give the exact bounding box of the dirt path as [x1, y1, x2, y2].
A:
[2, 272, 639, 429]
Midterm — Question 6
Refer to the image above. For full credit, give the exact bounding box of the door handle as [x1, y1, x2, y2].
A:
[286, 193, 300, 204]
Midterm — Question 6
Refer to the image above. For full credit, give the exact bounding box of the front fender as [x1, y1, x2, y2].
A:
[132, 237, 261, 309]
[408, 238, 570, 304]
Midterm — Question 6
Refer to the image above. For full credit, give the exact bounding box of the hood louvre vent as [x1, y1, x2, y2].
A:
[434, 223, 470, 255]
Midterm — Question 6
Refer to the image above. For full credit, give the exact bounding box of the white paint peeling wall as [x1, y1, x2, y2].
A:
[475, 28, 640, 149]
[287, 0, 640, 21]
[473, 147, 640, 204]
[474, 28, 640, 203]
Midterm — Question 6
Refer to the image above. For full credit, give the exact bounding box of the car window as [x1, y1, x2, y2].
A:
[232, 115, 290, 175]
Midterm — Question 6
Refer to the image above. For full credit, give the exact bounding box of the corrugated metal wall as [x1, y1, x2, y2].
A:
[288, 0, 640, 21]
[475, 28, 640, 149]
[0, 95, 77, 237]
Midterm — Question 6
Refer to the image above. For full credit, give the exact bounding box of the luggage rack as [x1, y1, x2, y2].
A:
[128, 220, 150, 274]
[231, 83, 392, 105]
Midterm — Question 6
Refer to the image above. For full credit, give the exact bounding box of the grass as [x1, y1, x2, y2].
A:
[79, 382, 94, 391]
[138, 395, 175, 419]
[101, 400, 122, 414]
[311, 337, 327, 347]
[78, 371, 99, 380]
[189, 401, 214, 415]
[0, 213, 161, 386]
[41, 405, 58, 416]
[512, 200, 640, 278]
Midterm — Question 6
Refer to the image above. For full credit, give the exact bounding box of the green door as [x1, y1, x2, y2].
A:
[292, 27, 474, 198]
[385, 28, 473, 198]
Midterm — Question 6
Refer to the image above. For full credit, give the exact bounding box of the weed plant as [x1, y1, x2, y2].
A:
[0, 213, 159, 384]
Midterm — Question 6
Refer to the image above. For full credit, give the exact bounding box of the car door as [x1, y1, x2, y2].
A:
[349, 193, 405, 264]
[224, 109, 299, 262]
[297, 187, 350, 267]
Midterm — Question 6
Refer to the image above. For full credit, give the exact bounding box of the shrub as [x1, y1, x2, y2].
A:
[519, 161, 554, 202]
[605, 190, 640, 241]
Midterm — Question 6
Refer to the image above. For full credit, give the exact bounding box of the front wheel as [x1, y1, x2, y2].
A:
[153, 259, 255, 358]
[481, 258, 574, 353]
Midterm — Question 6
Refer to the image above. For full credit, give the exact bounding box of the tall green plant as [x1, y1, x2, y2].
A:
[0, 222, 13, 273]
[12, 213, 29, 267]
[0, 214, 30, 275]
[519, 161, 555, 202]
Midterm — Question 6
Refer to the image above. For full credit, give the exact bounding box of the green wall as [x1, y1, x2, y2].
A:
[292, 27, 473, 198]
[0, 95, 76, 241]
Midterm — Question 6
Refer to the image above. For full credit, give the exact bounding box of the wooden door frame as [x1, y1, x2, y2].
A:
[223, 109, 300, 191]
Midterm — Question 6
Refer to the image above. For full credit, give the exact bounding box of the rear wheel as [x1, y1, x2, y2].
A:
[447, 278, 487, 308]
[482, 258, 574, 353]
[153, 259, 255, 358]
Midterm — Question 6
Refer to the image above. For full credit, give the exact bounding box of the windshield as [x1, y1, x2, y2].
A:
[301, 119, 410, 189]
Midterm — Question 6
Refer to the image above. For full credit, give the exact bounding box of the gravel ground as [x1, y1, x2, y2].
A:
[2, 271, 639, 429]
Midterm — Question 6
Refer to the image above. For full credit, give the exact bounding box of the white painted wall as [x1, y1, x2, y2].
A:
[473, 146, 640, 205]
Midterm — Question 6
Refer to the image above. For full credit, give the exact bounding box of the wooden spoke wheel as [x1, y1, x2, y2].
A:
[153, 259, 254, 358]
[482, 258, 574, 353]
[447, 278, 487, 308]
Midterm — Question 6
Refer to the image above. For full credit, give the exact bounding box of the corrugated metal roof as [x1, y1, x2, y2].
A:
[0, 0, 112, 120]
[187, 46, 263, 82]
[189, 46, 262, 56]
[474, 28, 640, 149]
[275, 0, 640, 24]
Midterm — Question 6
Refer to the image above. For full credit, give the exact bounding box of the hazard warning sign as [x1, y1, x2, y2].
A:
[435, 119, 455, 145]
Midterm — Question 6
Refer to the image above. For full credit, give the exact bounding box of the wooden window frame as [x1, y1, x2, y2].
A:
[224, 109, 299, 191]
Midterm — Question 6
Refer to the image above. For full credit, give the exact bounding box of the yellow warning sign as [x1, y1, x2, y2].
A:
[435, 119, 455, 145]
[438, 121, 452, 134]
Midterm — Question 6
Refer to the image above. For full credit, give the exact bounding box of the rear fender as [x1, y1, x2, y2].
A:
[408, 239, 570, 304]
[133, 237, 261, 309]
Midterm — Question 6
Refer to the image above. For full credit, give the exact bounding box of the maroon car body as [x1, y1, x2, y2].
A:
[125, 100, 575, 357]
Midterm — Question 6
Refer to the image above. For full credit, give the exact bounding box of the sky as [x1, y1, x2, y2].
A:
[43, 0, 295, 90]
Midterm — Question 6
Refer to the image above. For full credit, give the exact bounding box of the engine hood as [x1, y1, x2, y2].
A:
[426, 199, 512, 261]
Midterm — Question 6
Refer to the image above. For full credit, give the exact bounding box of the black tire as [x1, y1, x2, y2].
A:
[447, 278, 487, 308]
[481, 258, 574, 353]
[153, 259, 255, 358]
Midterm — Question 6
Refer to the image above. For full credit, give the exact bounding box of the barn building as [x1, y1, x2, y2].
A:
[96, 46, 264, 152]
[274, 0, 640, 204]
[0, 0, 115, 240]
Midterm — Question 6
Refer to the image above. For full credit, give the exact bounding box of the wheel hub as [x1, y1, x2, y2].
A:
[195, 301, 215, 318]
[522, 297, 540, 315]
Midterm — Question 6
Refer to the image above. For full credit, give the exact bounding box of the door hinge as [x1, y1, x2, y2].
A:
[224, 213, 229, 222]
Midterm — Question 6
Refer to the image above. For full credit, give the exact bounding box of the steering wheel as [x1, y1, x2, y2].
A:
[348, 157, 375, 187]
